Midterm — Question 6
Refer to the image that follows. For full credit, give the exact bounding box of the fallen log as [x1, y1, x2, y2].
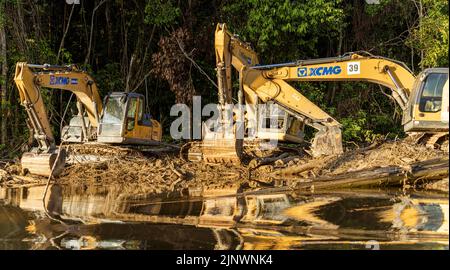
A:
[274, 155, 300, 166]
[249, 152, 290, 169]
[1, 168, 46, 187]
[408, 158, 449, 178]
[271, 155, 335, 176]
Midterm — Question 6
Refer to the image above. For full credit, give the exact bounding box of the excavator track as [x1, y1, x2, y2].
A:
[411, 132, 449, 152]
[180, 139, 242, 165]
[67, 143, 143, 157]
[65, 143, 143, 164]
[181, 139, 298, 164]
[405, 132, 449, 153]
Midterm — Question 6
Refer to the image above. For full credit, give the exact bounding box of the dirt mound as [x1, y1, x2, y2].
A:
[57, 154, 248, 194]
[322, 140, 444, 175]
[258, 139, 446, 178]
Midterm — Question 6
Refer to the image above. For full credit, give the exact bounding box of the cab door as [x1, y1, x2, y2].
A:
[134, 96, 162, 141]
[132, 97, 151, 140]
[124, 96, 139, 139]
[124, 96, 162, 142]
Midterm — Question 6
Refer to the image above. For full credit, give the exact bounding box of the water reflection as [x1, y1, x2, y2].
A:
[0, 184, 448, 250]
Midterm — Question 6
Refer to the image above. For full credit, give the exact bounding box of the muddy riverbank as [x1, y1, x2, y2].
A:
[0, 139, 448, 193]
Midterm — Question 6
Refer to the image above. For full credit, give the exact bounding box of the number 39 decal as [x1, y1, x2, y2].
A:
[347, 62, 360, 75]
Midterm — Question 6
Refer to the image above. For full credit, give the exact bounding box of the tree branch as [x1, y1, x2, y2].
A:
[84, 0, 109, 66]
[56, 3, 76, 63]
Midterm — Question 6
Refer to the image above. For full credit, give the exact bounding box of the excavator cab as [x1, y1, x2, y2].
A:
[97, 92, 162, 145]
[255, 103, 304, 143]
[403, 68, 449, 133]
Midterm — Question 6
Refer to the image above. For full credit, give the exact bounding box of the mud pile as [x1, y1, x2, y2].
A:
[323, 140, 445, 174]
[0, 161, 45, 187]
[250, 139, 444, 174]
[58, 155, 248, 194]
[314, 140, 439, 175]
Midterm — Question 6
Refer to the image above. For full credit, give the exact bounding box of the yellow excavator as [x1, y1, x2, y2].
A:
[14, 63, 162, 177]
[188, 23, 449, 164]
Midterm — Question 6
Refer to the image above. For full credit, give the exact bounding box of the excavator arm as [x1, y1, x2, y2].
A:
[258, 53, 415, 110]
[240, 52, 417, 155]
[200, 24, 261, 163]
[214, 23, 259, 106]
[14, 62, 103, 150]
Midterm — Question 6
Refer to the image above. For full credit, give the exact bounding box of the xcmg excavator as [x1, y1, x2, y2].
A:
[14, 63, 162, 177]
[186, 23, 449, 164]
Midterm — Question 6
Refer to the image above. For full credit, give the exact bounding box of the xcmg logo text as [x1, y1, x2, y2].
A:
[297, 66, 342, 77]
[49, 76, 78, 85]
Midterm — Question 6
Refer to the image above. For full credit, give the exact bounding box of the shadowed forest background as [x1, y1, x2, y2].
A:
[0, 0, 448, 158]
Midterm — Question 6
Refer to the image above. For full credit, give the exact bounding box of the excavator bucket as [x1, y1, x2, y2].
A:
[21, 148, 66, 177]
[310, 126, 343, 157]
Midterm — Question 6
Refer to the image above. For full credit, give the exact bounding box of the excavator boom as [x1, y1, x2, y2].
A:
[259, 52, 415, 110]
[198, 24, 260, 164]
[15, 63, 103, 144]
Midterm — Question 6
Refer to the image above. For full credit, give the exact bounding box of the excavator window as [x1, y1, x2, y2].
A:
[137, 97, 144, 123]
[127, 97, 138, 131]
[419, 73, 448, 113]
[103, 96, 125, 125]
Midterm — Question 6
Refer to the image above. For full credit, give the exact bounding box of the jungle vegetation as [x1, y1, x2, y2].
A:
[0, 0, 448, 157]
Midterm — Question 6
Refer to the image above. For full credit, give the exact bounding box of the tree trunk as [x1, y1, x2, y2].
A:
[292, 158, 448, 190]
[418, 0, 424, 69]
[0, 22, 7, 146]
[105, 1, 113, 59]
[85, 0, 108, 66]
[327, 27, 342, 106]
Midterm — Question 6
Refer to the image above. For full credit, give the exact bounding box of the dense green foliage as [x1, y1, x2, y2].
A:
[406, 0, 449, 67]
[223, 0, 344, 60]
[0, 0, 448, 157]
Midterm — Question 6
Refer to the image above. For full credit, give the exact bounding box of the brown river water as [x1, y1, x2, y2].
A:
[0, 183, 448, 250]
